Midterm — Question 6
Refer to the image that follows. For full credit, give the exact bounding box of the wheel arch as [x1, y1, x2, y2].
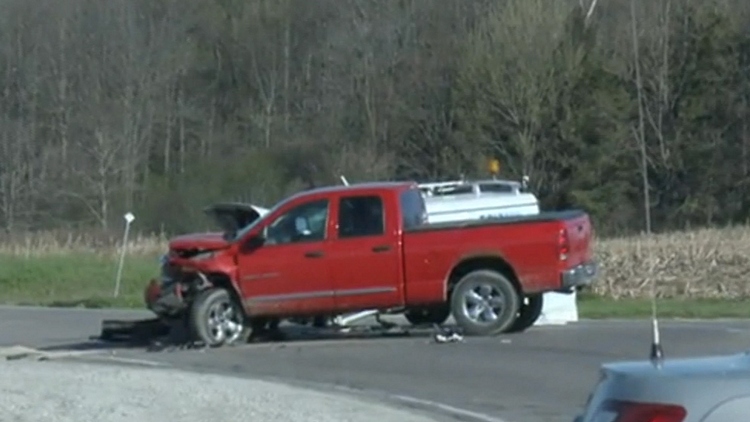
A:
[202, 271, 247, 318]
[446, 254, 522, 300]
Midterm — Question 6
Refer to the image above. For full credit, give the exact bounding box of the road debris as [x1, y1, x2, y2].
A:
[431, 324, 464, 344]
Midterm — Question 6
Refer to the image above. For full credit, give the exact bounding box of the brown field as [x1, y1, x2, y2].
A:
[0, 229, 168, 258]
[2, 225, 750, 300]
[592, 225, 750, 299]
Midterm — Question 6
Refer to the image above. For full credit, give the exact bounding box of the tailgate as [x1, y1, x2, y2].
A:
[563, 213, 593, 266]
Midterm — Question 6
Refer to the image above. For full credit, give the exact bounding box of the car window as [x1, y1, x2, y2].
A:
[264, 199, 329, 245]
[338, 195, 384, 238]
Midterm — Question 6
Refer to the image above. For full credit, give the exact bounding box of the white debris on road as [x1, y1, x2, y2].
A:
[0, 359, 440, 422]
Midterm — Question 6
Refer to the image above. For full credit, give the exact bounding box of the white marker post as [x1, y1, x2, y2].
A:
[113, 212, 135, 298]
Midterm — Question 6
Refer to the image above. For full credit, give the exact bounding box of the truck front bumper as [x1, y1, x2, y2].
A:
[144, 279, 185, 318]
[561, 260, 599, 290]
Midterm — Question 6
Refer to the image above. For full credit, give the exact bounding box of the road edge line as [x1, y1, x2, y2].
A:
[389, 393, 511, 422]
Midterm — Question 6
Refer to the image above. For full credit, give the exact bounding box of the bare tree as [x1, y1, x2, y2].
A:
[630, 0, 652, 234]
[453, 0, 575, 186]
[64, 130, 127, 229]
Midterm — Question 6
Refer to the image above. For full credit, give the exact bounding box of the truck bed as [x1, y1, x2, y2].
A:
[400, 208, 593, 301]
[406, 209, 588, 233]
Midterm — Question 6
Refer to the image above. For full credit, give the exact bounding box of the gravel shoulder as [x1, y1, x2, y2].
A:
[1, 359, 441, 422]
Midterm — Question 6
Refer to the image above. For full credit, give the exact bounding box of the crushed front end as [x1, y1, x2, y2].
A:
[143, 202, 266, 319]
[144, 249, 229, 319]
[144, 253, 187, 318]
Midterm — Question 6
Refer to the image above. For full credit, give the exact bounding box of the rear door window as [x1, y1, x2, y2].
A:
[338, 195, 385, 238]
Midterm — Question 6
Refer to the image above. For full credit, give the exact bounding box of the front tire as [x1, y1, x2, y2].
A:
[450, 270, 520, 336]
[188, 288, 247, 347]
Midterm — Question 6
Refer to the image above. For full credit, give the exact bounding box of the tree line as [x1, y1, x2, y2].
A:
[0, 0, 748, 237]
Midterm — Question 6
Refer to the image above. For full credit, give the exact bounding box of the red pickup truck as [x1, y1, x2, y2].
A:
[144, 181, 598, 346]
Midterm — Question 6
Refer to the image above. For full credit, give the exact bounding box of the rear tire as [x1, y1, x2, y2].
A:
[506, 293, 544, 333]
[450, 270, 520, 336]
[404, 306, 451, 326]
[188, 288, 247, 347]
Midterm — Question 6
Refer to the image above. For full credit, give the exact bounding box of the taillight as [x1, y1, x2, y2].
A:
[600, 399, 687, 422]
[558, 228, 569, 261]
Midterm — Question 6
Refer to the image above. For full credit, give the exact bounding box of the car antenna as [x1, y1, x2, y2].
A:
[646, 237, 664, 367]
[340, 175, 350, 186]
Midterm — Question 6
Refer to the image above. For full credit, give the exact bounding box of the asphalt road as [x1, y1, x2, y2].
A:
[4, 306, 750, 422]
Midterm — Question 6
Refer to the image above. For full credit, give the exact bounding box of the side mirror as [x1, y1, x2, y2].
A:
[244, 234, 265, 250]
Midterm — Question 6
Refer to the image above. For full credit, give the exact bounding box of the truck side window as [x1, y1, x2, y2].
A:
[338, 195, 384, 238]
[399, 188, 427, 230]
[264, 199, 329, 245]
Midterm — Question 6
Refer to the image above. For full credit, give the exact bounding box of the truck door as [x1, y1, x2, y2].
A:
[327, 192, 403, 311]
[237, 198, 334, 316]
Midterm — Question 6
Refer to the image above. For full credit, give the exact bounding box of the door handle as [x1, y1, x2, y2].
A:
[371, 245, 391, 253]
[304, 250, 324, 258]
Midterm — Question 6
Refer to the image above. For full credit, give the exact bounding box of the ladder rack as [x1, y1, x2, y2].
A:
[418, 178, 526, 197]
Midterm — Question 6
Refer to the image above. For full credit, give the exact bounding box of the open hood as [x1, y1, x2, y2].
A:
[165, 203, 269, 256]
[203, 202, 269, 236]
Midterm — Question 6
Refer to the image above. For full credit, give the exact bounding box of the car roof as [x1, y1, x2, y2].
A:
[602, 352, 750, 380]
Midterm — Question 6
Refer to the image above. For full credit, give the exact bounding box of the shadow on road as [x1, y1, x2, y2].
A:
[33, 317, 174, 355]
[30, 320, 465, 357]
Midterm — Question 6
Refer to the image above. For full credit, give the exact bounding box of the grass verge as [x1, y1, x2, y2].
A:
[0, 253, 157, 309]
[577, 293, 750, 319]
